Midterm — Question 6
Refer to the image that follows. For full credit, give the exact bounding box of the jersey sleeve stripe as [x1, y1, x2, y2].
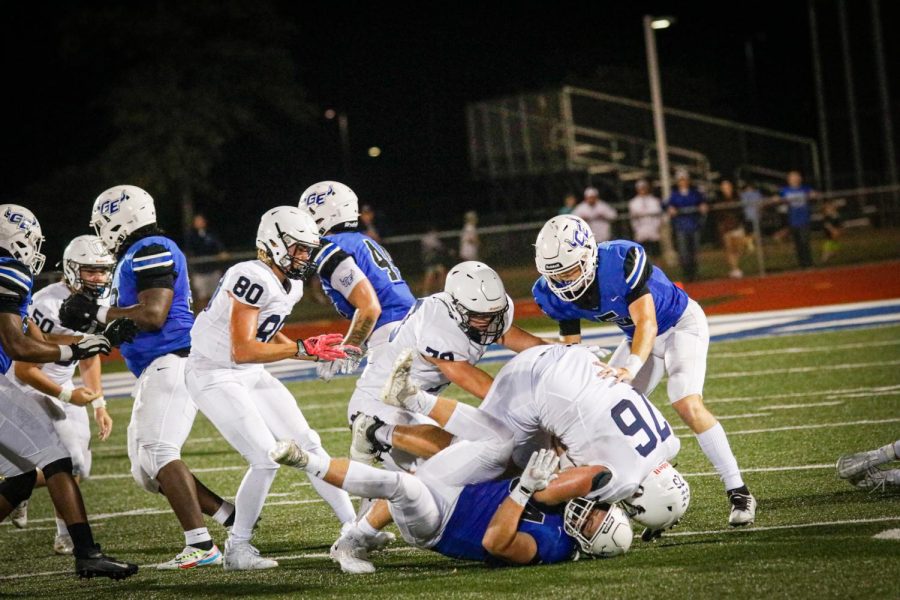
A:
[0, 271, 31, 292]
[314, 244, 340, 269]
[0, 266, 32, 284]
[132, 251, 173, 262]
[626, 249, 646, 289]
[133, 259, 175, 272]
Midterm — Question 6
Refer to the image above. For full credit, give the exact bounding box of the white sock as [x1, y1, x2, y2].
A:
[889, 441, 900, 461]
[212, 501, 235, 526]
[184, 527, 212, 548]
[357, 516, 380, 538]
[231, 467, 277, 544]
[302, 451, 331, 479]
[55, 517, 68, 537]
[696, 422, 744, 491]
[374, 424, 396, 447]
[410, 389, 438, 415]
[306, 447, 356, 524]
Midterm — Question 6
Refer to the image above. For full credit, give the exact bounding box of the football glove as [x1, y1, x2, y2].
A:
[296, 333, 352, 362]
[316, 345, 365, 381]
[59, 293, 103, 333]
[69, 334, 112, 361]
[103, 318, 139, 347]
[510, 449, 559, 506]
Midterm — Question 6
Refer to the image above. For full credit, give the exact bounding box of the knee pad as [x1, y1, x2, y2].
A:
[41, 457, 74, 479]
[0, 470, 37, 507]
[138, 441, 181, 480]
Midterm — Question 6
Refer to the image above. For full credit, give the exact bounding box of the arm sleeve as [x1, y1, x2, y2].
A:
[0, 261, 32, 314]
[558, 319, 581, 337]
[327, 256, 365, 299]
[131, 243, 176, 291]
[312, 242, 352, 282]
[624, 246, 653, 304]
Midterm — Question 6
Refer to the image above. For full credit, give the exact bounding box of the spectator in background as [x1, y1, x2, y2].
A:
[558, 193, 577, 215]
[776, 170, 816, 268]
[665, 169, 708, 282]
[359, 204, 381, 243]
[628, 179, 663, 257]
[459, 210, 479, 261]
[740, 181, 763, 251]
[714, 180, 748, 279]
[821, 197, 842, 263]
[186, 213, 228, 309]
[420, 225, 449, 294]
[573, 186, 617, 242]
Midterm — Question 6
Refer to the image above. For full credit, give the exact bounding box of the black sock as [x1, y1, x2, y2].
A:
[727, 485, 750, 496]
[67, 522, 97, 558]
[223, 511, 235, 528]
[190, 539, 214, 551]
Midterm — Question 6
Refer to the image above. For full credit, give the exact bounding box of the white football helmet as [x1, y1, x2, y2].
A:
[534, 215, 598, 302]
[257, 206, 320, 280]
[62, 235, 116, 299]
[298, 180, 359, 235]
[444, 261, 509, 345]
[0, 204, 46, 274]
[90, 185, 157, 254]
[564, 499, 633, 558]
[622, 462, 691, 531]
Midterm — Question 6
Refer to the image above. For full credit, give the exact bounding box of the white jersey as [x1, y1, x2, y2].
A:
[190, 260, 303, 369]
[355, 292, 514, 400]
[14, 282, 109, 387]
[480, 344, 680, 503]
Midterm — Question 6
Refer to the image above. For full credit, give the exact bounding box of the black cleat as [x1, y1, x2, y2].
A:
[641, 527, 664, 542]
[75, 546, 139, 580]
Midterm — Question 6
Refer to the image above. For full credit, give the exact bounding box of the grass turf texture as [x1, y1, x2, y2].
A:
[2, 324, 899, 598]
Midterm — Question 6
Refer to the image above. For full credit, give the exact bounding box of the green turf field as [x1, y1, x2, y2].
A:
[2, 325, 899, 598]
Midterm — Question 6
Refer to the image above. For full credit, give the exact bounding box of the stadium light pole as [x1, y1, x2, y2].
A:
[644, 15, 678, 268]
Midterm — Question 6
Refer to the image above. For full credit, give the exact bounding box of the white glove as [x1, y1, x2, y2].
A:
[69, 334, 111, 360]
[582, 345, 613, 360]
[316, 346, 365, 381]
[510, 449, 560, 506]
[316, 359, 341, 382]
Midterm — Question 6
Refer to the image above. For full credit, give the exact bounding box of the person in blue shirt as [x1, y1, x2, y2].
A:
[532, 214, 756, 527]
[776, 170, 816, 268]
[0, 203, 138, 579]
[299, 181, 417, 381]
[59, 185, 236, 570]
[664, 169, 708, 281]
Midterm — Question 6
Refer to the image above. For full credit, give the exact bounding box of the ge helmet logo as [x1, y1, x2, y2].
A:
[99, 190, 129, 215]
[566, 219, 590, 249]
[304, 185, 336, 207]
[3, 208, 36, 231]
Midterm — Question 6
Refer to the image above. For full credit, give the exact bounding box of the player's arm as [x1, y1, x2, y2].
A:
[230, 296, 304, 363]
[0, 312, 97, 364]
[320, 251, 381, 348]
[498, 325, 545, 353]
[79, 355, 112, 440]
[533, 464, 609, 505]
[103, 288, 173, 331]
[423, 354, 494, 400]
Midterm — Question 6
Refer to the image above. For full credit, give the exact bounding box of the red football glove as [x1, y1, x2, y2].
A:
[296, 333, 350, 362]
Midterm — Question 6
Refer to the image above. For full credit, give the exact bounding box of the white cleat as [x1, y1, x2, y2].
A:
[223, 539, 278, 571]
[269, 439, 309, 468]
[10, 500, 28, 529]
[836, 448, 892, 480]
[350, 413, 390, 465]
[728, 492, 757, 527]
[53, 533, 74, 555]
[380, 349, 420, 410]
[365, 530, 396, 552]
[157, 545, 223, 570]
[329, 535, 375, 574]
[854, 468, 900, 493]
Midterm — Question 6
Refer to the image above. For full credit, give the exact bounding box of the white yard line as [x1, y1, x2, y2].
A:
[761, 401, 845, 410]
[710, 338, 900, 359]
[682, 463, 835, 477]
[708, 360, 900, 379]
[706, 384, 900, 404]
[724, 418, 900, 436]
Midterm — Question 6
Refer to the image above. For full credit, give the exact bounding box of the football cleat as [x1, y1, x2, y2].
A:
[853, 468, 900, 493]
[157, 544, 223, 570]
[364, 530, 396, 552]
[836, 448, 892, 480]
[10, 500, 28, 529]
[350, 413, 390, 465]
[269, 439, 309, 469]
[223, 539, 278, 571]
[727, 491, 757, 527]
[329, 535, 375, 574]
[380, 350, 420, 410]
[54, 533, 74, 556]
[75, 546, 139, 580]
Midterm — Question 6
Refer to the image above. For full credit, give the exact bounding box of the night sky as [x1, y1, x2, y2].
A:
[4, 1, 897, 259]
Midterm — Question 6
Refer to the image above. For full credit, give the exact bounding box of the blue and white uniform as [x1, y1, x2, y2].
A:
[533, 241, 708, 403]
[112, 235, 199, 494]
[0, 257, 69, 477]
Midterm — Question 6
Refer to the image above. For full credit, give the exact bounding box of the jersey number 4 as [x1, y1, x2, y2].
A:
[611, 395, 672, 457]
[363, 239, 401, 282]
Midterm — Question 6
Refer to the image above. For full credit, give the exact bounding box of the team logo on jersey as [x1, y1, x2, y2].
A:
[565, 219, 590, 249]
[3, 208, 37, 231]
[339, 271, 354, 288]
[303, 185, 336, 207]
[99, 190, 129, 215]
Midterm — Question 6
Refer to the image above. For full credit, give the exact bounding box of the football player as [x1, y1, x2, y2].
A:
[59, 186, 234, 569]
[186, 206, 364, 570]
[0, 204, 138, 579]
[299, 181, 416, 380]
[10, 235, 115, 554]
[837, 440, 900, 491]
[532, 215, 755, 527]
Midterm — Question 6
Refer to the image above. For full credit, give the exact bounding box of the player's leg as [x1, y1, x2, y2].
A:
[837, 440, 900, 481]
[664, 300, 754, 526]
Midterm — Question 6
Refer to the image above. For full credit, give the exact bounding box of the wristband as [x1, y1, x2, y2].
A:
[96, 306, 110, 324]
[296, 339, 318, 361]
[91, 396, 107, 409]
[509, 485, 533, 507]
[624, 354, 645, 377]
[57, 388, 73, 404]
[58, 345, 73, 362]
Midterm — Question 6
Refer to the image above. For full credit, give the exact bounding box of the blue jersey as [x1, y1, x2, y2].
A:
[0, 257, 33, 374]
[312, 232, 415, 330]
[432, 479, 575, 565]
[533, 240, 688, 338]
[778, 185, 813, 228]
[112, 236, 194, 376]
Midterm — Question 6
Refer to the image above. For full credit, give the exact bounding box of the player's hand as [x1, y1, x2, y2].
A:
[582, 345, 612, 360]
[70, 335, 112, 360]
[69, 387, 101, 406]
[594, 361, 633, 383]
[94, 408, 113, 441]
[338, 346, 364, 374]
[316, 359, 341, 381]
[103, 318, 139, 347]
[296, 333, 348, 362]
[520, 449, 560, 493]
[59, 294, 103, 333]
